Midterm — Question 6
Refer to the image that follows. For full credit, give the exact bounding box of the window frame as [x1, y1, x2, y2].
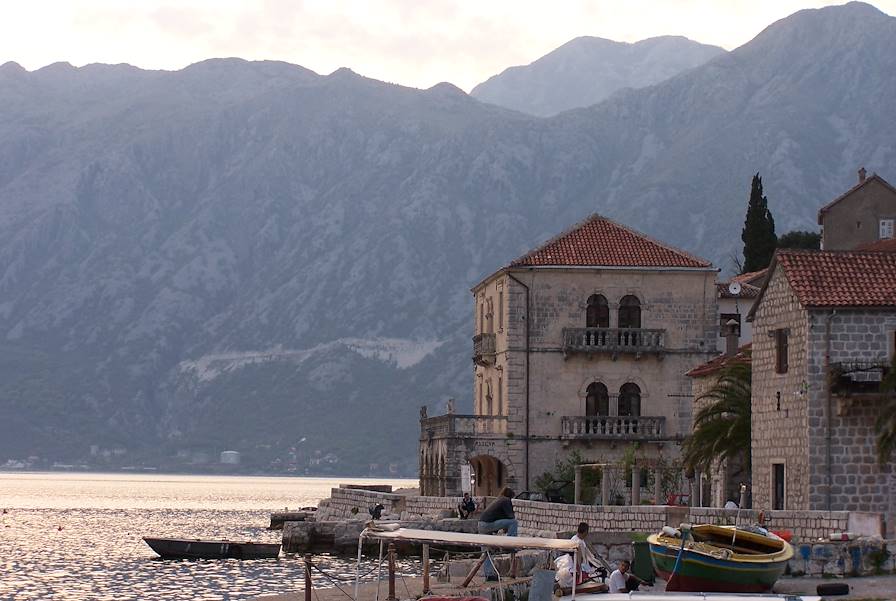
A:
[586, 294, 610, 328]
[880, 218, 895, 240]
[774, 328, 789, 374]
[618, 295, 642, 329]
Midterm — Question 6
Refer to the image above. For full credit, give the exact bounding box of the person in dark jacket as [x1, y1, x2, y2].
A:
[477, 487, 517, 580]
[457, 493, 477, 519]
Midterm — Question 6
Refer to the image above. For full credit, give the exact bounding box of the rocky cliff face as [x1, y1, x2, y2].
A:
[471, 35, 725, 116]
[0, 2, 894, 473]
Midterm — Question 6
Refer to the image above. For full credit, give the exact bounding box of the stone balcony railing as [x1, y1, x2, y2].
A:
[561, 415, 667, 440]
[562, 327, 665, 356]
[420, 414, 507, 439]
[473, 333, 496, 366]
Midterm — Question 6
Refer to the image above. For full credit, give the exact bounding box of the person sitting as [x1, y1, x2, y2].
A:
[457, 493, 476, 519]
[368, 503, 385, 520]
[571, 522, 607, 582]
[477, 487, 517, 580]
[608, 560, 646, 593]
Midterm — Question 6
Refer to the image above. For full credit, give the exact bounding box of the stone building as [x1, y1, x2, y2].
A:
[818, 168, 896, 251]
[747, 249, 896, 536]
[420, 214, 719, 497]
[715, 269, 766, 352]
[686, 344, 752, 507]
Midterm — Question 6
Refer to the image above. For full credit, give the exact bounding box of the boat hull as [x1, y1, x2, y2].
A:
[648, 530, 791, 593]
[143, 537, 281, 560]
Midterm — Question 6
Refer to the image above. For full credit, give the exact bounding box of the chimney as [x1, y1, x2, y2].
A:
[858, 167, 867, 183]
[725, 319, 739, 357]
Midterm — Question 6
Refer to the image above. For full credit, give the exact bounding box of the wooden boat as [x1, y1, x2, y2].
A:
[143, 537, 281, 559]
[647, 524, 793, 593]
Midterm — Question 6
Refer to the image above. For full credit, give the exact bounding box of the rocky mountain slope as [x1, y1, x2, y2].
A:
[0, 2, 894, 474]
[471, 35, 724, 116]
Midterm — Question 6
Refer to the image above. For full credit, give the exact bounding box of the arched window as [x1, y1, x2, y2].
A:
[618, 295, 641, 329]
[586, 294, 609, 328]
[585, 382, 609, 416]
[618, 383, 641, 417]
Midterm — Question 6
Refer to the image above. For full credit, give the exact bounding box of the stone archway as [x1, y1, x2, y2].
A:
[470, 455, 506, 496]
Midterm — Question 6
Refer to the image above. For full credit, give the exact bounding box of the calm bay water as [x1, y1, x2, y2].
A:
[0, 472, 417, 601]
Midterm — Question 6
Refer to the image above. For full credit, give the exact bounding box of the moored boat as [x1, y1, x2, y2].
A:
[647, 524, 793, 593]
[143, 537, 281, 559]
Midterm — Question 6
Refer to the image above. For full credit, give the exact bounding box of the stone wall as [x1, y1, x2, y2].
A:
[751, 265, 811, 511]
[402, 495, 469, 519]
[513, 499, 686, 537]
[316, 488, 405, 521]
[805, 308, 896, 537]
[687, 508, 849, 541]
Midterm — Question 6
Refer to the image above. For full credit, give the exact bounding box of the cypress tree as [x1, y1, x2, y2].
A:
[741, 173, 777, 273]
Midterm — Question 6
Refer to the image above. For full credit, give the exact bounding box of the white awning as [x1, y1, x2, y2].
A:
[360, 527, 578, 552]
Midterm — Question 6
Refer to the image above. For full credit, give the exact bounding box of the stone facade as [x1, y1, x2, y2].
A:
[818, 170, 896, 251]
[751, 265, 896, 536]
[421, 260, 718, 496]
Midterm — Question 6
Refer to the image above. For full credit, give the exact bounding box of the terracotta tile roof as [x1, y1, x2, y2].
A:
[686, 344, 752, 378]
[856, 238, 896, 252]
[731, 268, 769, 286]
[508, 214, 713, 269]
[717, 281, 761, 299]
[817, 173, 896, 224]
[776, 250, 896, 307]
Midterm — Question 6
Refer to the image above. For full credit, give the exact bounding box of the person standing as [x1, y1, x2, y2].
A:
[477, 487, 517, 580]
[571, 522, 607, 581]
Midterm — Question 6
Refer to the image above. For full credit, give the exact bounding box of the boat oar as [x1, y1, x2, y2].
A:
[665, 524, 691, 592]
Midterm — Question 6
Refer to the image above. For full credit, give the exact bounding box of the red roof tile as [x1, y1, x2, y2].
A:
[776, 250, 896, 307]
[509, 214, 712, 269]
[717, 282, 760, 299]
[686, 344, 752, 378]
[857, 238, 896, 252]
[731, 268, 769, 286]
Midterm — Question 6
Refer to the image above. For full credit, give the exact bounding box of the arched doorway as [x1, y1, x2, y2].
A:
[470, 455, 506, 496]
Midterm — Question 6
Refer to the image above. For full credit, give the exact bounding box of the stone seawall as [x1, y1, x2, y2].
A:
[313, 489, 879, 543]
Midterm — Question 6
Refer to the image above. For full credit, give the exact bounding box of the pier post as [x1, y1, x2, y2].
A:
[600, 467, 609, 505]
[574, 465, 582, 504]
[654, 467, 663, 505]
[387, 543, 397, 601]
[631, 467, 641, 506]
[422, 543, 430, 593]
[304, 554, 312, 601]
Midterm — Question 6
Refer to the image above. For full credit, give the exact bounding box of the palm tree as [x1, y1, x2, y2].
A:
[876, 356, 896, 464]
[682, 356, 752, 473]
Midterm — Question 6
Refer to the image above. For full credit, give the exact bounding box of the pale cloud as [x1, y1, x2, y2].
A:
[1, 0, 894, 90]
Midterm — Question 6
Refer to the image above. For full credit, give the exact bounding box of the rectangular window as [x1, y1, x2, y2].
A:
[775, 329, 789, 374]
[478, 380, 483, 415]
[498, 291, 504, 332]
[497, 376, 503, 415]
[880, 219, 895, 239]
[719, 313, 742, 337]
[772, 463, 785, 510]
[479, 303, 484, 335]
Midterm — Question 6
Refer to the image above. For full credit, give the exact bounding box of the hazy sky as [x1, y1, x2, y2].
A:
[2, 1, 894, 91]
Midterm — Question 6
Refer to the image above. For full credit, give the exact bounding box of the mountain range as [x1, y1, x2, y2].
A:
[471, 35, 725, 116]
[0, 2, 894, 474]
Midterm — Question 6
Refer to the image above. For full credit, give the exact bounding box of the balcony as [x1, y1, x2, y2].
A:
[473, 333, 496, 366]
[420, 414, 507, 439]
[561, 415, 667, 440]
[562, 327, 664, 357]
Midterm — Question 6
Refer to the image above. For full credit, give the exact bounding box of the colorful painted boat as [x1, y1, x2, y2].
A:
[647, 524, 793, 593]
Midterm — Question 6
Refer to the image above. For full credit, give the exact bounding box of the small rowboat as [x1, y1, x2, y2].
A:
[143, 537, 281, 560]
[648, 524, 793, 593]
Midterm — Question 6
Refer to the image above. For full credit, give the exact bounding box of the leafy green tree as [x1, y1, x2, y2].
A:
[777, 230, 821, 250]
[876, 356, 896, 464]
[741, 173, 777, 273]
[682, 356, 752, 473]
[534, 449, 600, 503]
